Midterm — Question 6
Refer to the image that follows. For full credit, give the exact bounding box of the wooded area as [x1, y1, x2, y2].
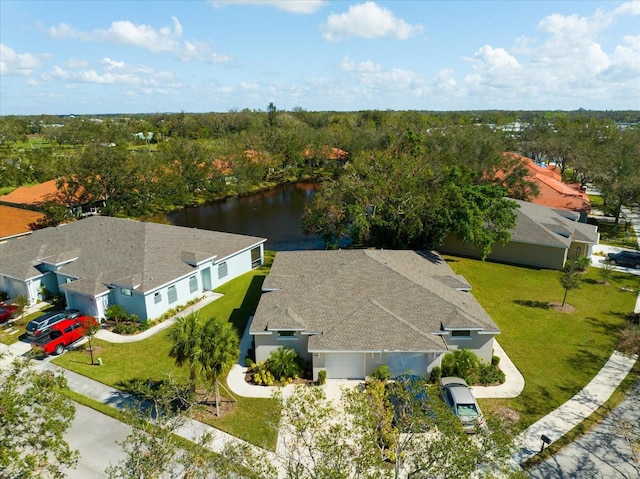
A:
[1, 109, 638, 253]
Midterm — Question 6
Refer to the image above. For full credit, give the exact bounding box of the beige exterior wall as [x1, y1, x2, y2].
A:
[442, 332, 495, 363]
[441, 234, 568, 270]
[253, 332, 311, 363]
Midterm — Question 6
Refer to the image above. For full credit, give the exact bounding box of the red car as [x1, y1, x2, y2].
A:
[30, 316, 97, 356]
[0, 303, 19, 324]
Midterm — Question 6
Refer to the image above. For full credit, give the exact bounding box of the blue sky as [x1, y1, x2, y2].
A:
[1, 0, 639, 115]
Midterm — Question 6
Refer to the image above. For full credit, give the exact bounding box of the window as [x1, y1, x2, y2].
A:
[121, 288, 132, 296]
[154, 292, 162, 304]
[277, 331, 296, 339]
[451, 330, 471, 338]
[168, 285, 177, 304]
[218, 262, 228, 279]
[251, 247, 262, 268]
[189, 275, 198, 293]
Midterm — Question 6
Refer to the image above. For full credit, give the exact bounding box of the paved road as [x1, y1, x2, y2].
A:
[528, 381, 640, 479]
[61, 402, 130, 479]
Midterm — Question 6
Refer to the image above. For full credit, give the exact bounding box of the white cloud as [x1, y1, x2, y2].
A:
[0, 44, 49, 76]
[469, 45, 520, 72]
[340, 56, 381, 73]
[321, 1, 423, 42]
[179, 40, 232, 63]
[211, 0, 327, 14]
[43, 17, 231, 63]
[433, 69, 457, 92]
[46, 58, 176, 88]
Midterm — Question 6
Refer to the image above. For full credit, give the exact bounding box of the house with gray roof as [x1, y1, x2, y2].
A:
[0, 216, 265, 321]
[250, 249, 499, 380]
[440, 199, 599, 270]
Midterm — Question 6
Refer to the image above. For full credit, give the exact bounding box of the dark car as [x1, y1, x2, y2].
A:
[606, 251, 640, 269]
[25, 309, 81, 337]
[439, 376, 484, 433]
[0, 303, 19, 324]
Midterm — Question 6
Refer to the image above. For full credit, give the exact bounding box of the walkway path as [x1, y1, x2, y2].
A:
[511, 351, 638, 467]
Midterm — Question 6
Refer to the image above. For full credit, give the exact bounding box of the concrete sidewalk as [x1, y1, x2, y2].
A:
[511, 350, 638, 467]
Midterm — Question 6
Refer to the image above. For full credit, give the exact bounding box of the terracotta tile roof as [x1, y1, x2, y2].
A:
[0, 205, 44, 239]
[502, 153, 591, 214]
[0, 179, 86, 208]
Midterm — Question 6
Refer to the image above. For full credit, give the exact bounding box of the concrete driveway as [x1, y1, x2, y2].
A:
[528, 381, 640, 479]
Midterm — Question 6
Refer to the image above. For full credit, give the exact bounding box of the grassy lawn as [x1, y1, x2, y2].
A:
[46, 250, 640, 446]
[445, 256, 639, 429]
[53, 251, 280, 450]
[596, 220, 639, 250]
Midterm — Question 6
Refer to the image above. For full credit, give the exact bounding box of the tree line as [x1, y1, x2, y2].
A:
[0, 109, 638, 251]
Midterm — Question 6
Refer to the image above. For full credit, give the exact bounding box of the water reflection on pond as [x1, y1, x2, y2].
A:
[166, 182, 324, 251]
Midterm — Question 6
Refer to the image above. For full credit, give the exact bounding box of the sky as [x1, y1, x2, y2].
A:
[1, 0, 639, 115]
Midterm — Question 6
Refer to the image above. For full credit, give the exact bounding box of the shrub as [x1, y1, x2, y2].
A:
[52, 293, 66, 308]
[572, 256, 591, 272]
[491, 355, 500, 367]
[370, 364, 391, 381]
[478, 363, 505, 385]
[0, 291, 8, 302]
[441, 349, 480, 383]
[317, 369, 327, 385]
[113, 322, 138, 335]
[265, 347, 303, 382]
[106, 304, 128, 323]
[252, 362, 275, 386]
[428, 366, 442, 384]
[245, 357, 255, 367]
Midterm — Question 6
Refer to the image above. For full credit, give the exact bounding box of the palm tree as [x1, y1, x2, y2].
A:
[199, 316, 240, 417]
[168, 313, 202, 396]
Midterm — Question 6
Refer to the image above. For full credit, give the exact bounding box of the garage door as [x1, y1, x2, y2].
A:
[386, 353, 427, 378]
[325, 353, 365, 379]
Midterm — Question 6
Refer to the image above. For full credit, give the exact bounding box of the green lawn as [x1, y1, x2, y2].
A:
[53, 251, 280, 450]
[445, 256, 639, 428]
[51, 251, 639, 445]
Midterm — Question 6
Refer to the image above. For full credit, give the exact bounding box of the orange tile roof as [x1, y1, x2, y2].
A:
[0, 205, 44, 239]
[0, 180, 61, 206]
[502, 153, 591, 214]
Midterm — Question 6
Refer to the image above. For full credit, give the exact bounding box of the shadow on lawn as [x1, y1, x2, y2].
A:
[513, 299, 550, 310]
[228, 275, 265, 334]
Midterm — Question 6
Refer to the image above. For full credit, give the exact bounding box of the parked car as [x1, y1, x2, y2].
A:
[31, 316, 96, 356]
[606, 251, 640, 269]
[25, 309, 81, 337]
[0, 303, 19, 324]
[439, 376, 484, 433]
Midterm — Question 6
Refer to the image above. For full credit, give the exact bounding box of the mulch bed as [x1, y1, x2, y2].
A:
[548, 302, 577, 313]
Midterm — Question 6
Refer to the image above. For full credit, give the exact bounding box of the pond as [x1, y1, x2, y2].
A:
[166, 182, 325, 251]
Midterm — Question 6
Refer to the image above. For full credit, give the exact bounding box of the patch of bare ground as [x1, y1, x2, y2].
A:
[548, 302, 577, 313]
[189, 389, 235, 419]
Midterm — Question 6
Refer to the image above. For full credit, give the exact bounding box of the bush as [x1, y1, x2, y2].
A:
[478, 363, 505, 385]
[252, 361, 275, 386]
[112, 322, 138, 335]
[491, 355, 500, 367]
[317, 369, 327, 385]
[370, 364, 391, 381]
[52, 293, 66, 308]
[0, 291, 8, 302]
[106, 304, 128, 323]
[428, 366, 442, 384]
[441, 349, 480, 382]
[265, 347, 303, 382]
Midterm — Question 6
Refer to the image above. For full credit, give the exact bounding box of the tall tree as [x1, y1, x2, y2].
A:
[168, 313, 203, 396]
[198, 315, 240, 417]
[0, 355, 78, 478]
[168, 313, 240, 416]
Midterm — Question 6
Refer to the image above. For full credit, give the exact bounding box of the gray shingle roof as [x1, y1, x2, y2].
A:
[510, 199, 599, 247]
[0, 216, 265, 294]
[250, 250, 499, 353]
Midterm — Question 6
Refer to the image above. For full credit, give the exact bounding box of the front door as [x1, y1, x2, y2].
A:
[201, 267, 212, 291]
